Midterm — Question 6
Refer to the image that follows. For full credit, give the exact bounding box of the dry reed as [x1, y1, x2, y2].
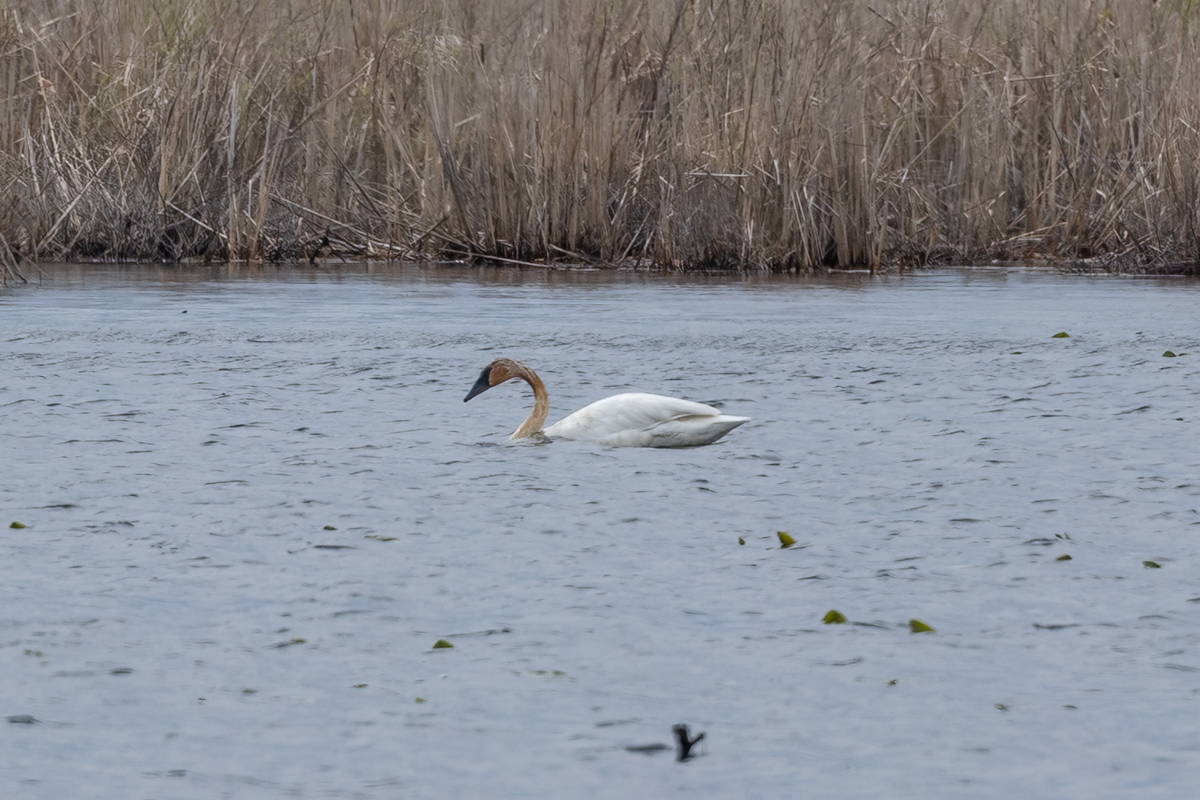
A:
[2, 0, 1200, 273]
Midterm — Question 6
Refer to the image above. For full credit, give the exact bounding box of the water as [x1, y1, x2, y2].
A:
[2, 263, 1199, 799]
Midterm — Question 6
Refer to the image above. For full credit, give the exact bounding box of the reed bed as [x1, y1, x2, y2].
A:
[3, 0, 1200, 273]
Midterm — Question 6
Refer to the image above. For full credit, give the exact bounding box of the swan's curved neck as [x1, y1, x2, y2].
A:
[510, 363, 550, 439]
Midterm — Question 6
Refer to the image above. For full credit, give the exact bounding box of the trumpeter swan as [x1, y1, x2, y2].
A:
[463, 358, 749, 447]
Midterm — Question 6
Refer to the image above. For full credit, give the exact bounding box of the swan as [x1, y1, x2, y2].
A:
[463, 358, 749, 447]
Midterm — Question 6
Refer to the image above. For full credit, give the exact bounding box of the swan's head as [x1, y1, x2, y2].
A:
[464, 358, 529, 402]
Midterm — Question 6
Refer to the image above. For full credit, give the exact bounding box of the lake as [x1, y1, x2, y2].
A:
[2, 263, 1198, 799]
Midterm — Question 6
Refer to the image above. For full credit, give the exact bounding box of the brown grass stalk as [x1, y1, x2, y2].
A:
[2, 0, 1200, 273]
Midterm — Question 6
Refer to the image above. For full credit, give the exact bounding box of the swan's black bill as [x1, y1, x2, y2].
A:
[464, 367, 492, 402]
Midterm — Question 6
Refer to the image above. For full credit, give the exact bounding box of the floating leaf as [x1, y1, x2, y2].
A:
[776, 531, 796, 548]
[432, 639, 454, 649]
[352, 684, 367, 689]
[1055, 554, 1072, 561]
[6, 715, 37, 724]
[737, 537, 745, 545]
[886, 679, 899, 686]
[1064, 705, 1077, 709]
[1051, 332, 1070, 338]
[1163, 351, 1177, 358]
[323, 525, 337, 531]
[1055, 532, 1072, 540]
[823, 609, 847, 624]
[995, 703, 1009, 712]
[1142, 560, 1161, 569]
[271, 637, 307, 648]
[415, 697, 426, 703]
[365, 534, 397, 542]
[909, 619, 935, 633]
[9, 521, 27, 529]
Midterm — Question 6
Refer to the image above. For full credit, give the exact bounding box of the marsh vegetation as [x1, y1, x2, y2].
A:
[3, 0, 1200, 273]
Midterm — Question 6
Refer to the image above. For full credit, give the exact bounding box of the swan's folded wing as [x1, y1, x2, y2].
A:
[544, 393, 748, 447]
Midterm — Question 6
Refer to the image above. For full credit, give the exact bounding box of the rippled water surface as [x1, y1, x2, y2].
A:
[2, 263, 1199, 798]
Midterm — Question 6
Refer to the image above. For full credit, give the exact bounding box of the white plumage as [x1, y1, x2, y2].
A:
[463, 358, 749, 448]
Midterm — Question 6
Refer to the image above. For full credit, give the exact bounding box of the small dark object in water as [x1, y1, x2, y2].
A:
[625, 743, 670, 754]
[309, 230, 331, 265]
[672, 723, 705, 762]
[6, 715, 37, 724]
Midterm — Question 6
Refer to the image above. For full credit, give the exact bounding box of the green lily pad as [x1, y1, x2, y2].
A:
[432, 639, 454, 649]
[823, 609, 847, 624]
[776, 531, 796, 548]
[909, 619, 935, 633]
[1052, 332, 1070, 338]
[9, 521, 27, 529]
[1143, 560, 1161, 569]
[1163, 351, 1177, 357]
[1055, 554, 1072, 561]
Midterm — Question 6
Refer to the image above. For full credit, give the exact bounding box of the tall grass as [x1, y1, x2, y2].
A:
[2, 0, 1200, 272]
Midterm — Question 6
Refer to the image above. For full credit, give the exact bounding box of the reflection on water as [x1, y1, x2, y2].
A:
[10, 259, 1199, 288]
[7, 260, 886, 289]
[2, 263, 1199, 798]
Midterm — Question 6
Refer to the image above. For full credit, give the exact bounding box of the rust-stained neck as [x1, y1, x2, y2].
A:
[478, 358, 550, 439]
[509, 363, 549, 439]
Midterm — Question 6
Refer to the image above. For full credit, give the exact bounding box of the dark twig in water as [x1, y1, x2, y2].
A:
[672, 723, 705, 762]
